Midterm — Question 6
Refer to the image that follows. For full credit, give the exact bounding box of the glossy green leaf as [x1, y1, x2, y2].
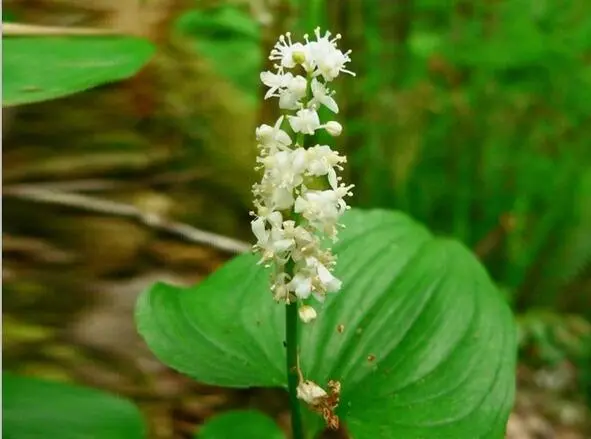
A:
[3, 373, 146, 439]
[197, 410, 284, 439]
[3, 36, 155, 106]
[136, 209, 516, 438]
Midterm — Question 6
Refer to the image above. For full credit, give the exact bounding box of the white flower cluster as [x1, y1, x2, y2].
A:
[251, 28, 354, 321]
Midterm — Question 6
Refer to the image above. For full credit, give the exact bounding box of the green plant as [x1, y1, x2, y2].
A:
[137, 209, 517, 438]
[136, 29, 516, 438]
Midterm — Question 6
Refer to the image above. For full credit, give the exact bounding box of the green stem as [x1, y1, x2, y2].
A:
[285, 293, 304, 439]
[284, 71, 313, 439]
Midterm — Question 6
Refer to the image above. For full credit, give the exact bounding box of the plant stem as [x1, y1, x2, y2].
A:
[285, 289, 304, 439]
[284, 75, 311, 439]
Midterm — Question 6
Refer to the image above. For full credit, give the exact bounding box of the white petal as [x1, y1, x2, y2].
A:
[274, 239, 295, 252]
[290, 75, 308, 97]
[291, 148, 308, 172]
[327, 168, 339, 189]
[251, 218, 268, 243]
[267, 211, 283, 227]
[311, 77, 323, 96]
[317, 263, 342, 292]
[287, 115, 301, 133]
[273, 188, 294, 210]
[290, 274, 312, 299]
[260, 71, 277, 87]
[279, 92, 300, 110]
[276, 130, 292, 146]
[323, 95, 339, 113]
[293, 196, 307, 213]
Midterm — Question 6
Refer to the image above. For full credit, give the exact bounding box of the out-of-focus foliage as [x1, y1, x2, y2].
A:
[3, 373, 146, 439]
[174, 5, 262, 101]
[3, 36, 155, 106]
[518, 311, 591, 370]
[284, 0, 591, 312]
[517, 310, 591, 404]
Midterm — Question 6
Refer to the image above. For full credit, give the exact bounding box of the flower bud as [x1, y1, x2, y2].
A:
[298, 305, 317, 323]
[324, 121, 342, 137]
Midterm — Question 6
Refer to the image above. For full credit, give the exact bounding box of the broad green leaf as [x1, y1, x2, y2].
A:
[3, 373, 146, 439]
[196, 410, 284, 439]
[3, 36, 155, 106]
[136, 209, 516, 438]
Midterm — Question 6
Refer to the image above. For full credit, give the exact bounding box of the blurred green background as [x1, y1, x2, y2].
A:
[3, 0, 591, 437]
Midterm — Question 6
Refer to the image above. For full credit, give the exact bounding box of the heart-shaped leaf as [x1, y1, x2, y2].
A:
[3, 36, 155, 106]
[2, 373, 146, 439]
[197, 410, 284, 439]
[136, 209, 516, 438]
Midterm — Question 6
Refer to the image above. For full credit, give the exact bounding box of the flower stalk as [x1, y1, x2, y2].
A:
[251, 28, 354, 434]
[285, 290, 304, 439]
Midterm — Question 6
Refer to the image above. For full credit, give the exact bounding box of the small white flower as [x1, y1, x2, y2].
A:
[315, 49, 353, 82]
[307, 28, 354, 81]
[287, 75, 308, 96]
[271, 280, 289, 302]
[323, 121, 342, 137]
[288, 108, 320, 135]
[302, 256, 342, 299]
[294, 189, 345, 224]
[264, 150, 304, 189]
[298, 305, 317, 323]
[279, 93, 301, 110]
[316, 262, 342, 293]
[288, 272, 313, 299]
[256, 116, 292, 149]
[260, 71, 294, 99]
[310, 78, 338, 113]
[252, 216, 292, 263]
[269, 32, 307, 69]
[297, 380, 327, 405]
[251, 216, 268, 243]
[278, 75, 308, 110]
[271, 187, 295, 211]
[305, 144, 346, 188]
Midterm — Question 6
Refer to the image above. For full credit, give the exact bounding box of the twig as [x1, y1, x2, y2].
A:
[3, 184, 251, 254]
[3, 23, 122, 37]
